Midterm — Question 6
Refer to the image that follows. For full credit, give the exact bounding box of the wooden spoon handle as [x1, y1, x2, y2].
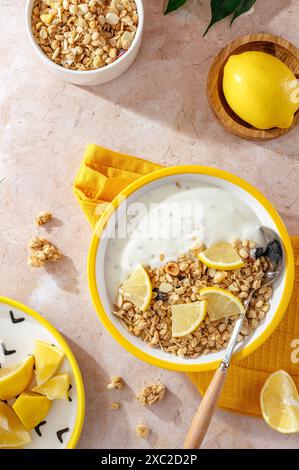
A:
[184, 366, 227, 449]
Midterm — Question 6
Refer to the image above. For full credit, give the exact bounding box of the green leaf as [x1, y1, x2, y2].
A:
[204, 0, 256, 35]
[164, 0, 187, 15]
[230, 0, 256, 24]
[204, 0, 240, 35]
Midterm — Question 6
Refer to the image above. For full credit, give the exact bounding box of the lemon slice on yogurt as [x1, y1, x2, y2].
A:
[172, 301, 207, 337]
[198, 242, 244, 270]
[200, 286, 245, 321]
[122, 265, 152, 312]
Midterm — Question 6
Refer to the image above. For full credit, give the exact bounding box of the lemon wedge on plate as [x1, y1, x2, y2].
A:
[32, 373, 70, 400]
[0, 355, 34, 400]
[122, 265, 152, 311]
[172, 301, 206, 337]
[13, 392, 52, 431]
[200, 287, 245, 321]
[34, 340, 65, 385]
[0, 400, 31, 448]
[261, 370, 299, 434]
[198, 242, 244, 270]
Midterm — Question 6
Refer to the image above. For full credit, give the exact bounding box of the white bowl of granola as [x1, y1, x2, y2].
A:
[26, 0, 143, 86]
[88, 166, 294, 371]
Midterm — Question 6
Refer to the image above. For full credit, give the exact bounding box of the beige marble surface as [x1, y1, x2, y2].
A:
[1, 0, 299, 449]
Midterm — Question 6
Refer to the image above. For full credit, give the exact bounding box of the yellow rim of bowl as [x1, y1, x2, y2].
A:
[0, 296, 85, 448]
[88, 165, 295, 372]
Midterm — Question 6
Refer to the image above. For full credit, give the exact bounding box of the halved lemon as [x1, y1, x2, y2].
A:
[198, 242, 244, 270]
[13, 391, 51, 431]
[0, 400, 31, 448]
[32, 373, 70, 400]
[199, 286, 245, 321]
[122, 265, 152, 311]
[34, 340, 65, 385]
[0, 355, 34, 400]
[260, 370, 299, 434]
[172, 301, 207, 337]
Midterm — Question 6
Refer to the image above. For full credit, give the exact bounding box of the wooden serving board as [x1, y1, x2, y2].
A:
[207, 33, 299, 140]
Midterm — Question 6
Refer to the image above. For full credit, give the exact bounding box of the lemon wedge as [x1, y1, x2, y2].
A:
[198, 242, 244, 270]
[172, 301, 206, 337]
[34, 340, 65, 385]
[0, 355, 34, 400]
[0, 400, 31, 448]
[199, 287, 245, 321]
[13, 392, 52, 431]
[32, 373, 70, 400]
[122, 265, 152, 311]
[261, 370, 299, 434]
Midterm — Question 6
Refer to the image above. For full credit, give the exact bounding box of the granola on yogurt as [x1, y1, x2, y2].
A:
[113, 239, 273, 359]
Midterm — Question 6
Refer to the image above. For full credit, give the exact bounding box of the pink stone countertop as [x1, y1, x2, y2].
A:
[1, 1, 299, 449]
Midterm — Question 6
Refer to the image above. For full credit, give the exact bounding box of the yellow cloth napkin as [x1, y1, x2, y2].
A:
[73, 144, 299, 417]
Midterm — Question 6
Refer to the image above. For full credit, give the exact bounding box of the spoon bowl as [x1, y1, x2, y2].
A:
[258, 226, 285, 287]
[243, 226, 285, 311]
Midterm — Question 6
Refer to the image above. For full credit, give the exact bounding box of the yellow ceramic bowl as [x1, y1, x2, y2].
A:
[0, 296, 85, 448]
[88, 165, 294, 372]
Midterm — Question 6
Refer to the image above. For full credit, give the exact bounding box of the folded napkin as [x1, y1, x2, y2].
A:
[73, 144, 299, 416]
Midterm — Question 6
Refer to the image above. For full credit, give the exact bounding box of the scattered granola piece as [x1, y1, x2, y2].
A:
[28, 237, 62, 268]
[111, 401, 120, 410]
[107, 376, 124, 390]
[136, 383, 166, 405]
[159, 254, 165, 262]
[35, 211, 52, 226]
[136, 423, 150, 439]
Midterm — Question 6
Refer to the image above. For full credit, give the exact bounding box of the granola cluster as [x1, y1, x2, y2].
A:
[136, 383, 166, 405]
[35, 211, 52, 226]
[28, 237, 62, 267]
[113, 240, 272, 359]
[31, 0, 138, 71]
[136, 423, 150, 439]
[107, 375, 124, 390]
[110, 401, 120, 410]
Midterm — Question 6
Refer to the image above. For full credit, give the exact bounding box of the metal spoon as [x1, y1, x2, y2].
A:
[184, 226, 284, 449]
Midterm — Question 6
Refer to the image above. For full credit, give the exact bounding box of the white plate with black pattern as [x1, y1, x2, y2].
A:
[0, 297, 85, 449]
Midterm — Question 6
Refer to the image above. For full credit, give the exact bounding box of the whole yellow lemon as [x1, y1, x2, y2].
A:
[223, 51, 299, 129]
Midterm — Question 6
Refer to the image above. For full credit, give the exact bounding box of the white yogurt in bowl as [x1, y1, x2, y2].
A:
[105, 182, 265, 303]
[89, 166, 293, 371]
